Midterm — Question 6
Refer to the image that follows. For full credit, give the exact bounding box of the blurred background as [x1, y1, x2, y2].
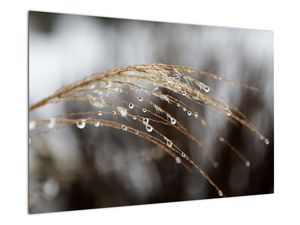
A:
[28, 11, 273, 213]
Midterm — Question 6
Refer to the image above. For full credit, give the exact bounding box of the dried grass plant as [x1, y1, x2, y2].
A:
[29, 63, 270, 197]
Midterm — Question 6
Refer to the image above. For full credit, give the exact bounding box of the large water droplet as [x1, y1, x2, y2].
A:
[145, 124, 153, 132]
[128, 103, 134, 109]
[142, 108, 147, 113]
[76, 120, 86, 129]
[187, 111, 192, 116]
[143, 118, 149, 124]
[170, 117, 176, 125]
[138, 96, 143, 102]
[175, 157, 181, 164]
[122, 125, 127, 131]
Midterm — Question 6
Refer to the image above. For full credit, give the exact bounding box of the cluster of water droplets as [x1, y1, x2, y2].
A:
[142, 117, 153, 132]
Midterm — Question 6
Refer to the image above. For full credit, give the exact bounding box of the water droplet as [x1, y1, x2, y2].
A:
[132, 116, 137, 120]
[183, 107, 187, 112]
[29, 121, 35, 130]
[135, 131, 139, 135]
[170, 117, 176, 125]
[245, 161, 251, 167]
[218, 190, 223, 197]
[187, 111, 192, 116]
[201, 119, 207, 125]
[112, 111, 117, 115]
[48, 118, 56, 129]
[122, 125, 127, 131]
[219, 137, 224, 142]
[76, 120, 86, 129]
[203, 85, 210, 93]
[225, 108, 232, 116]
[176, 103, 180, 107]
[145, 124, 153, 132]
[128, 103, 134, 109]
[90, 84, 95, 89]
[181, 152, 186, 158]
[98, 111, 102, 116]
[153, 86, 159, 91]
[166, 139, 172, 148]
[143, 118, 149, 124]
[105, 81, 112, 88]
[175, 157, 181, 164]
[182, 90, 187, 96]
[138, 96, 143, 102]
[194, 112, 198, 118]
[142, 108, 147, 113]
[265, 139, 270, 145]
[94, 121, 100, 127]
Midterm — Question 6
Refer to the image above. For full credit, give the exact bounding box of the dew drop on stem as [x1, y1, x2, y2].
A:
[143, 118, 149, 124]
[128, 103, 134, 109]
[122, 125, 127, 131]
[166, 139, 172, 148]
[76, 120, 86, 129]
[145, 124, 153, 132]
[170, 117, 176, 125]
[175, 157, 181, 164]
[265, 139, 270, 145]
[187, 111, 192, 116]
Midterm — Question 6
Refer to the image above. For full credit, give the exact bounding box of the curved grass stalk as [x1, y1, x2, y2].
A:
[29, 63, 269, 197]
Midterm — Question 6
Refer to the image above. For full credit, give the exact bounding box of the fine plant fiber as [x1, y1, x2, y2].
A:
[29, 63, 270, 197]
